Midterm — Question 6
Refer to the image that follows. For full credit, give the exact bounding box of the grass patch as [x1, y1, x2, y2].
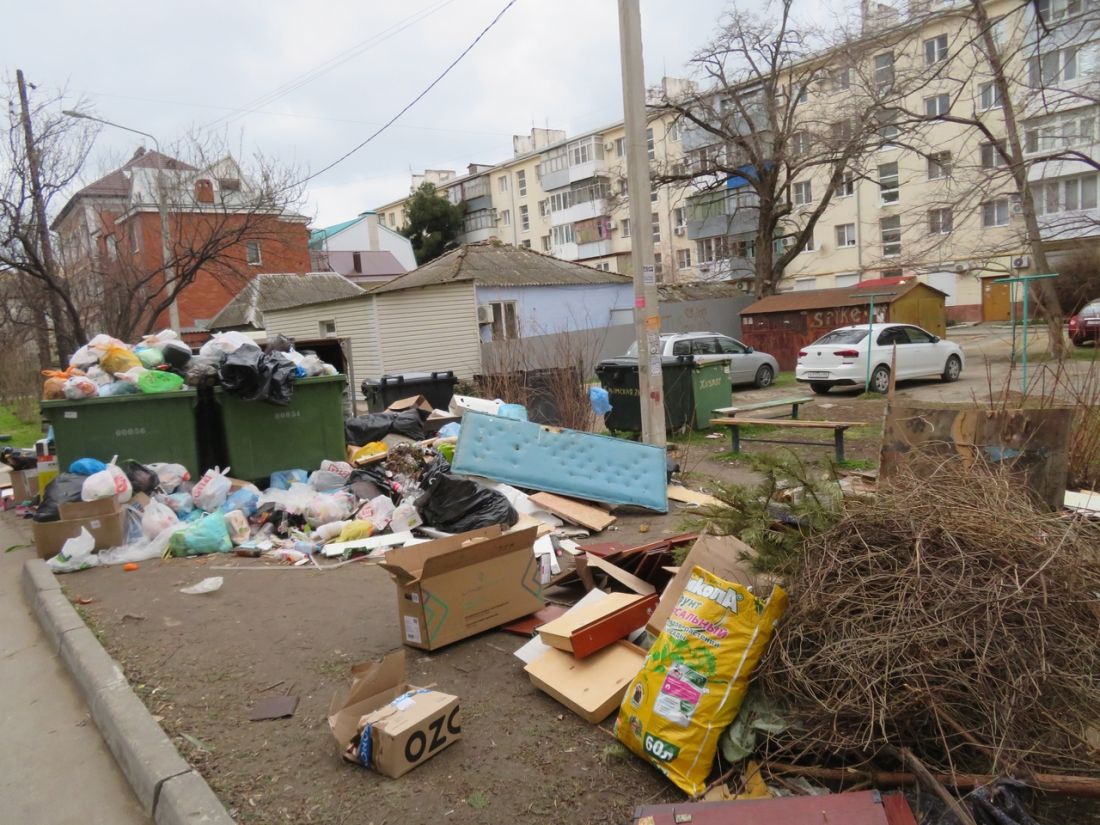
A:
[467, 791, 491, 810]
[836, 458, 877, 471]
[770, 371, 798, 389]
[601, 742, 630, 762]
[0, 403, 43, 448]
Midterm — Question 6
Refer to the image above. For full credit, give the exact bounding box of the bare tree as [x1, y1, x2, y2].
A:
[651, 0, 932, 297]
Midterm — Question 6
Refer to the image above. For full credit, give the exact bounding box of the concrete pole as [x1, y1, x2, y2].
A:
[617, 0, 666, 446]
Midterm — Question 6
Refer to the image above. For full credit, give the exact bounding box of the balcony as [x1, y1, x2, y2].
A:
[686, 189, 759, 240]
[578, 239, 613, 259]
[462, 208, 496, 243]
[552, 198, 608, 226]
[548, 179, 612, 227]
[551, 241, 580, 261]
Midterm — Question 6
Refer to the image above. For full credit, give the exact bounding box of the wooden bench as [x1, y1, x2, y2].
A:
[712, 396, 815, 421]
[710, 416, 861, 463]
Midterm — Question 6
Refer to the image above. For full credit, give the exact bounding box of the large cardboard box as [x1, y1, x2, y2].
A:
[524, 640, 646, 723]
[10, 469, 39, 502]
[380, 524, 542, 650]
[328, 650, 461, 778]
[32, 497, 125, 560]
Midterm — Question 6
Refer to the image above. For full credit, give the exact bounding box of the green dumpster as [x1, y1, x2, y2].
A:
[211, 375, 347, 482]
[594, 357, 695, 432]
[690, 357, 732, 429]
[42, 390, 200, 474]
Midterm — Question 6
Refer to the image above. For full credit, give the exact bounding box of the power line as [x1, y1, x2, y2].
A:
[294, 0, 519, 188]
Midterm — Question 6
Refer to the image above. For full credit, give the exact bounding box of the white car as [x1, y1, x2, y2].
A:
[626, 331, 781, 387]
[796, 323, 964, 394]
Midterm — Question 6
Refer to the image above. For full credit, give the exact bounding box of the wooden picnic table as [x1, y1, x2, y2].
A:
[710, 416, 861, 463]
[712, 395, 815, 420]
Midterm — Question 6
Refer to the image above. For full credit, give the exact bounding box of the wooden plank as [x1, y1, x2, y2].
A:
[712, 396, 814, 414]
[586, 555, 656, 595]
[529, 492, 616, 532]
[668, 484, 727, 508]
[711, 417, 860, 429]
[1064, 489, 1100, 515]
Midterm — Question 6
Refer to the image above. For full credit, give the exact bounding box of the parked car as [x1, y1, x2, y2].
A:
[795, 323, 964, 394]
[1068, 299, 1100, 346]
[626, 331, 780, 387]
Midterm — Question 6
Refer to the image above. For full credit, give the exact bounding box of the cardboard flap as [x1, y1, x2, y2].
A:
[330, 650, 406, 716]
[419, 525, 537, 579]
[379, 525, 504, 583]
[537, 593, 644, 642]
[385, 395, 434, 413]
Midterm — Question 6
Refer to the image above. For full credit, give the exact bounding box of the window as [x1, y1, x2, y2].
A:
[877, 109, 900, 145]
[980, 140, 1006, 168]
[718, 337, 748, 354]
[732, 238, 755, 259]
[793, 181, 813, 206]
[489, 301, 518, 341]
[791, 131, 811, 154]
[538, 199, 548, 217]
[650, 184, 659, 203]
[924, 35, 948, 65]
[982, 199, 1010, 227]
[905, 326, 936, 344]
[979, 82, 1002, 110]
[500, 209, 511, 226]
[673, 207, 686, 228]
[794, 277, 816, 291]
[1035, 174, 1099, 215]
[651, 212, 661, 243]
[622, 218, 631, 238]
[668, 121, 682, 141]
[519, 205, 529, 231]
[831, 68, 851, 90]
[617, 179, 629, 197]
[927, 151, 952, 179]
[521, 239, 532, 249]
[654, 253, 664, 275]
[835, 170, 855, 198]
[246, 241, 262, 265]
[549, 191, 571, 212]
[835, 223, 857, 247]
[677, 248, 692, 269]
[880, 215, 902, 256]
[129, 221, 140, 252]
[697, 236, 732, 263]
[1029, 48, 1077, 87]
[878, 162, 900, 204]
[925, 94, 950, 117]
[835, 272, 860, 288]
[928, 207, 953, 234]
[594, 261, 611, 271]
[498, 175, 509, 192]
[874, 52, 895, 87]
[830, 120, 853, 144]
[646, 128, 655, 161]
[800, 233, 815, 253]
[352, 251, 362, 273]
[516, 170, 526, 196]
[541, 235, 551, 252]
[550, 224, 574, 245]
[319, 320, 337, 338]
[1023, 109, 1098, 155]
[1037, 0, 1082, 21]
[615, 137, 625, 157]
[388, 212, 396, 227]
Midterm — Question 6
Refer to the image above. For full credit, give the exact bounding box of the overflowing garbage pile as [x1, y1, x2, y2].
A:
[42, 330, 336, 405]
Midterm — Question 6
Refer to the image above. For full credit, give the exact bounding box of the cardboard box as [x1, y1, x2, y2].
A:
[380, 524, 542, 650]
[524, 640, 646, 723]
[537, 592, 658, 659]
[32, 497, 126, 560]
[10, 468, 39, 502]
[328, 650, 461, 778]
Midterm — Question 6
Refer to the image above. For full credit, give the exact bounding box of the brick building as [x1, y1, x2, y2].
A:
[52, 148, 310, 338]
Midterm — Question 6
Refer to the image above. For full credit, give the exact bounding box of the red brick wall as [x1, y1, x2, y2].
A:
[947, 303, 982, 323]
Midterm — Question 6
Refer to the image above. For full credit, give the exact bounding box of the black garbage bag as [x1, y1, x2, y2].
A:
[1, 447, 38, 471]
[219, 346, 297, 405]
[34, 473, 86, 522]
[161, 340, 193, 370]
[185, 355, 224, 388]
[265, 333, 295, 354]
[123, 460, 159, 495]
[415, 473, 517, 533]
[344, 408, 426, 445]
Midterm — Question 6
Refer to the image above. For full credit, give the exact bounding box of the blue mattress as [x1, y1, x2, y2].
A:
[451, 412, 668, 512]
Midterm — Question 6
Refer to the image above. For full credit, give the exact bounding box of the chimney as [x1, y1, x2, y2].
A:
[365, 212, 380, 250]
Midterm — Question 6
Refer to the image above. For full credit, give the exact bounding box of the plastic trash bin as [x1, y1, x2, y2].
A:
[211, 375, 347, 483]
[690, 357, 732, 429]
[41, 390, 200, 474]
[361, 371, 459, 412]
[595, 357, 695, 432]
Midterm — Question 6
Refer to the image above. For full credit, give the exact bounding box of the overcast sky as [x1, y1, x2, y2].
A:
[8, 0, 842, 227]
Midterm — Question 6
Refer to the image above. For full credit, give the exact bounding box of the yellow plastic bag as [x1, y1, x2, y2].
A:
[101, 346, 141, 376]
[613, 566, 788, 795]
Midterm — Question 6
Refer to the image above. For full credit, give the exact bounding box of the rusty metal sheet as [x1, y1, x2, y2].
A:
[633, 790, 913, 825]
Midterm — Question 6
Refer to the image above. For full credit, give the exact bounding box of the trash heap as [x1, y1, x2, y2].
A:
[41, 329, 336, 405]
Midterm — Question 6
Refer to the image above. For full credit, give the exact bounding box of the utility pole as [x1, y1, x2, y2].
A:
[617, 0, 666, 446]
[16, 69, 69, 363]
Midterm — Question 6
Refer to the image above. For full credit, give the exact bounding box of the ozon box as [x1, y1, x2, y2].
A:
[328, 650, 461, 778]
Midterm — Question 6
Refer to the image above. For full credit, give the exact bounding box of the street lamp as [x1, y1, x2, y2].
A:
[62, 110, 181, 331]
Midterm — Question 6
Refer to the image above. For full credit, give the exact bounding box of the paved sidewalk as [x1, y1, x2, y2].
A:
[0, 517, 147, 824]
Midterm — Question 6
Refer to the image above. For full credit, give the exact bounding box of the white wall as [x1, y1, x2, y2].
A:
[375, 282, 483, 378]
[322, 215, 416, 271]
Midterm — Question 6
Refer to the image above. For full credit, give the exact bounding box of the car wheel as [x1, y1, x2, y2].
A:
[810, 382, 831, 395]
[754, 365, 774, 388]
[941, 354, 962, 382]
[869, 365, 890, 394]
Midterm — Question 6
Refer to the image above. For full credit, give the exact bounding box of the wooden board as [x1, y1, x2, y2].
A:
[711, 417, 861, 429]
[537, 593, 657, 658]
[667, 484, 727, 508]
[585, 554, 656, 595]
[529, 492, 616, 532]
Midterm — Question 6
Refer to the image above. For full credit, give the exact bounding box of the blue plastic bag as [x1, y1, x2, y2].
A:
[438, 422, 461, 439]
[269, 469, 309, 490]
[168, 512, 232, 557]
[222, 487, 259, 517]
[69, 458, 108, 476]
[589, 386, 613, 415]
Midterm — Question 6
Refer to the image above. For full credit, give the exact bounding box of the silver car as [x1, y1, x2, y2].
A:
[626, 331, 780, 387]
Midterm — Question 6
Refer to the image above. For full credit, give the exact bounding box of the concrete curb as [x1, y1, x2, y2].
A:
[21, 558, 235, 824]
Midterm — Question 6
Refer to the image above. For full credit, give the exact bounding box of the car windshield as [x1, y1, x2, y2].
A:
[813, 329, 869, 345]
[625, 342, 638, 356]
[1082, 301, 1100, 317]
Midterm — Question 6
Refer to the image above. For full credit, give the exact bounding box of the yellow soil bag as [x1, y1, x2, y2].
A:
[614, 566, 788, 795]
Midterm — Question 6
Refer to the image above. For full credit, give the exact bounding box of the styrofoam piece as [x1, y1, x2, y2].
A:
[321, 531, 415, 558]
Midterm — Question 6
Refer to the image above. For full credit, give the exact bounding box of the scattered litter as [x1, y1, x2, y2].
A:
[250, 694, 299, 721]
[525, 640, 646, 724]
[122, 563, 139, 572]
[179, 576, 224, 595]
